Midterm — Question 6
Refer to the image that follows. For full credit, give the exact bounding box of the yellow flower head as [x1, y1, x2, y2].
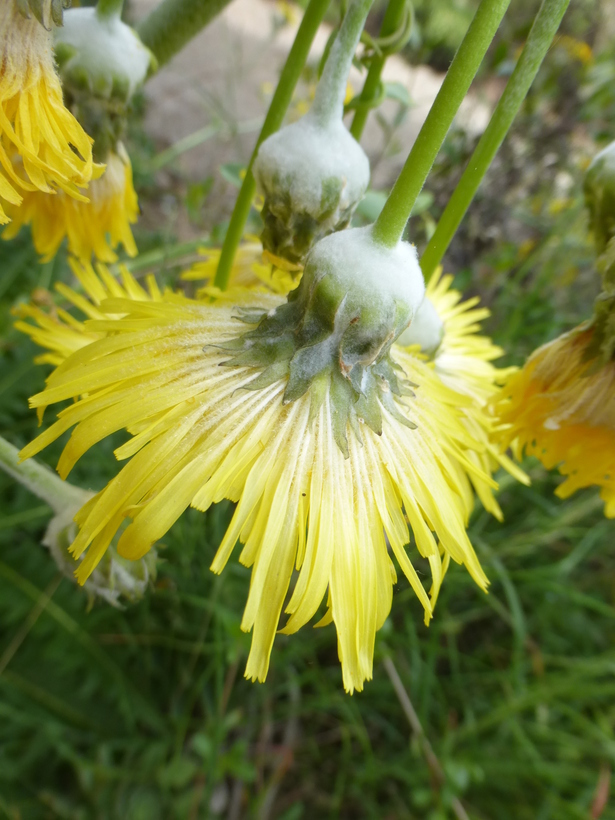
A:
[493, 326, 615, 516]
[0, 0, 98, 224]
[4, 143, 137, 262]
[396, 269, 529, 521]
[19, 253, 494, 693]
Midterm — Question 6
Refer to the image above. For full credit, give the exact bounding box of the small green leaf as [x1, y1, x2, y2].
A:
[219, 163, 246, 188]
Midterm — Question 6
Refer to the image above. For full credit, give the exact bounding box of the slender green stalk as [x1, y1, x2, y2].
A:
[349, 0, 407, 141]
[420, 0, 572, 280]
[213, 0, 330, 290]
[137, 0, 234, 67]
[310, 0, 375, 127]
[96, 0, 124, 19]
[371, 0, 511, 248]
[0, 436, 82, 514]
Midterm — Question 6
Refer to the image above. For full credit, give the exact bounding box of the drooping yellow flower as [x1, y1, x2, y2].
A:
[19, 270, 493, 694]
[0, 0, 98, 225]
[493, 326, 615, 517]
[4, 144, 137, 262]
[395, 269, 529, 521]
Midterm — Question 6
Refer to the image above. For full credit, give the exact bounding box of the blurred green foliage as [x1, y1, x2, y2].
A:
[1, 1, 615, 818]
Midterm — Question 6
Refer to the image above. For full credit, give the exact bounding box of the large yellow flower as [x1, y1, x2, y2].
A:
[18, 260, 493, 693]
[0, 0, 98, 225]
[187, 255, 526, 520]
[493, 326, 615, 517]
[4, 143, 137, 262]
[397, 270, 529, 521]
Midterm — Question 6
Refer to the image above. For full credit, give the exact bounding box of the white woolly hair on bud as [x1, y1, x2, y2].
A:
[397, 296, 445, 356]
[54, 7, 154, 99]
[253, 114, 370, 219]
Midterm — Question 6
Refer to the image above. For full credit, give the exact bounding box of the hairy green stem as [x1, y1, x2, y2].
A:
[310, 0, 375, 127]
[137, 0, 234, 67]
[420, 0, 571, 280]
[0, 436, 82, 514]
[213, 0, 330, 290]
[372, 0, 511, 248]
[349, 0, 407, 140]
[96, 0, 124, 19]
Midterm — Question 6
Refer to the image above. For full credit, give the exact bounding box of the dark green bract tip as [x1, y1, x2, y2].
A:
[17, 0, 70, 28]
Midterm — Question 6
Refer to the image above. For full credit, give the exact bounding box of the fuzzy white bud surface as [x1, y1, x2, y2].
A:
[54, 7, 155, 101]
[397, 296, 444, 356]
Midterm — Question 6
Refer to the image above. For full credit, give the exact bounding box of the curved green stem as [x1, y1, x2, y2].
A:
[96, 0, 124, 19]
[137, 0, 234, 67]
[0, 436, 83, 514]
[213, 0, 330, 290]
[372, 0, 511, 248]
[349, 0, 407, 141]
[420, 0, 572, 280]
[310, 0, 375, 127]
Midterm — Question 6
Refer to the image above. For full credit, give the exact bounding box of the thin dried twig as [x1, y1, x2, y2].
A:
[383, 655, 471, 820]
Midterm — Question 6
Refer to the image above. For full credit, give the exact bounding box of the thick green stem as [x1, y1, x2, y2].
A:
[0, 436, 83, 513]
[349, 0, 407, 141]
[96, 0, 124, 19]
[420, 0, 571, 280]
[213, 0, 330, 290]
[372, 0, 511, 248]
[310, 0, 375, 127]
[137, 0, 233, 67]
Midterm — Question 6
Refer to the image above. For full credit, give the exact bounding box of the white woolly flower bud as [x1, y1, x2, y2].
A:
[54, 7, 156, 103]
[397, 296, 445, 357]
[253, 114, 370, 265]
[252, 0, 375, 265]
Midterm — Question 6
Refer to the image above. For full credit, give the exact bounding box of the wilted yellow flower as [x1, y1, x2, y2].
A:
[18, 257, 494, 693]
[4, 144, 138, 262]
[0, 0, 98, 224]
[493, 326, 615, 516]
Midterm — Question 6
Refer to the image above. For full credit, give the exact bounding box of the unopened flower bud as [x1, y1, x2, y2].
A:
[253, 114, 370, 265]
[252, 0, 374, 266]
[397, 296, 444, 357]
[54, 6, 156, 104]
